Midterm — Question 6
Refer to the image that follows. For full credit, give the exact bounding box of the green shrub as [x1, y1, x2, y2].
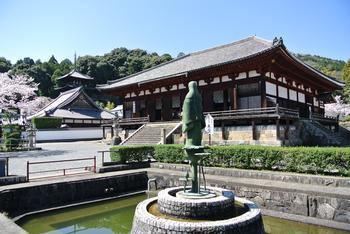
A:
[110, 144, 350, 176]
[2, 124, 21, 150]
[32, 117, 62, 129]
[342, 115, 350, 122]
[154, 145, 185, 163]
[110, 145, 154, 163]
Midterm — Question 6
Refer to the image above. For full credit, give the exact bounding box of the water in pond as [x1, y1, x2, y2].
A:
[18, 194, 349, 234]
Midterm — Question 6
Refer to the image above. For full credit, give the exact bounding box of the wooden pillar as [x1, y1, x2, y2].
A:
[252, 120, 257, 140]
[261, 80, 267, 108]
[276, 118, 281, 140]
[285, 119, 290, 140]
[335, 115, 339, 132]
[147, 99, 156, 122]
[162, 95, 172, 121]
[221, 122, 225, 140]
[231, 84, 237, 110]
[223, 89, 228, 110]
[203, 89, 213, 112]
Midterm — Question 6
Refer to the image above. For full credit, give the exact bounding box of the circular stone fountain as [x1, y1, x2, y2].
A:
[131, 81, 264, 233]
[131, 186, 264, 234]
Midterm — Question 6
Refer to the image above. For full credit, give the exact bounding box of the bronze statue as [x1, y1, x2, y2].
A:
[182, 81, 205, 147]
[182, 81, 207, 194]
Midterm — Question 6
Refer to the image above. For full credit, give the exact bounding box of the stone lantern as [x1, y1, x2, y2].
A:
[111, 117, 121, 145]
[26, 124, 37, 149]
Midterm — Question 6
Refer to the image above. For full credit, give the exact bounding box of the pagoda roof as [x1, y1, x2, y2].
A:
[57, 69, 94, 80]
[97, 36, 344, 91]
[28, 87, 115, 120]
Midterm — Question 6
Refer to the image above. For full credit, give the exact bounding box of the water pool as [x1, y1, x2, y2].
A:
[17, 194, 349, 234]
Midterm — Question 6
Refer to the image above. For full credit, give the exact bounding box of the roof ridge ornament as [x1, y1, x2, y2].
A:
[273, 37, 284, 46]
[273, 37, 278, 45]
[279, 37, 284, 45]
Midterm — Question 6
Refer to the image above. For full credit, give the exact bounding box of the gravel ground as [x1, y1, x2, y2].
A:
[0, 141, 110, 178]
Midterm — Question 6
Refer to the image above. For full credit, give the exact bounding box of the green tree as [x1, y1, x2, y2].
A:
[0, 57, 12, 72]
[105, 101, 115, 110]
[95, 61, 116, 84]
[48, 55, 58, 65]
[5, 47, 172, 98]
[342, 59, 350, 83]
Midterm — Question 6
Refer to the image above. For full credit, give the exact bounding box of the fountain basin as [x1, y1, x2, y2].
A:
[158, 187, 235, 219]
[131, 187, 264, 234]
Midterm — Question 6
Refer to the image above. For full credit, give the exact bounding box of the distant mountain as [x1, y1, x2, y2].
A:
[294, 53, 346, 80]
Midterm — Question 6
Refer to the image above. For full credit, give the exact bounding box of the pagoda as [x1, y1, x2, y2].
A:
[55, 69, 94, 92]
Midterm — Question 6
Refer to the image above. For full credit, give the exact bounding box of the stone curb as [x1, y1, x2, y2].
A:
[132, 191, 264, 234]
[151, 163, 350, 188]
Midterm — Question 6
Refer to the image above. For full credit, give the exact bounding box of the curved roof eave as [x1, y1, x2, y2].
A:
[280, 48, 345, 89]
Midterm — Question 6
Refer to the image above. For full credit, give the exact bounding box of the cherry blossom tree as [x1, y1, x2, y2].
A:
[0, 72, 38, 110]
[25, 96, 52, 115]
[325, 95, 350, 119]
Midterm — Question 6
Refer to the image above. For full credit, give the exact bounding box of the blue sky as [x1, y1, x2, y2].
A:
[0, 0, 349, 63]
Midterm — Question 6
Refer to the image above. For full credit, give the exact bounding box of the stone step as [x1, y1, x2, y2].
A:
[122, 122, 180, 145]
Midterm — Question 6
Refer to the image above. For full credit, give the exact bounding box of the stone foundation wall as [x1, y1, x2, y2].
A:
[174, 125, 293, 146]
[148, 168, 350, 224]
[0, 172, 148, 217]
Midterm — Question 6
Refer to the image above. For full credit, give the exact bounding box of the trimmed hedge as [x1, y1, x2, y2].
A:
[110, 145, 154, 163]
[2, 124, 21, 150]
[110, 145, 350, 176]
[32, 117, 62, 129]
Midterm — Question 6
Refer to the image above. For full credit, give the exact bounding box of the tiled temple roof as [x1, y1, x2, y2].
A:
[29, 87, 115, 120]
[97, 36, 344, 91]
[58, 70, 93, 80]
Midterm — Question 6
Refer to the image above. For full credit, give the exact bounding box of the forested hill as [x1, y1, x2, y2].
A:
[294, 53, 346, 80]
[0, 50, 348, 99]
[0, 48, 173, 98]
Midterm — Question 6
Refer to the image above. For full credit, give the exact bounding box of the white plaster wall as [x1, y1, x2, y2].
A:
[35, 128, 103, 142]
[298, 92, 305, 103]
[289, 89, 297, 101]
[266, 82, 276, 96]
[248, 70, 259, 77]
[278, 86, 288, 99]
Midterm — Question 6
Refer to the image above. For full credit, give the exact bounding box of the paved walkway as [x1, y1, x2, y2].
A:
[0, 141, 110, 177]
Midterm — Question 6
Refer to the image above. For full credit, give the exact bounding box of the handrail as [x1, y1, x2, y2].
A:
[163, 122, 182, 143]
[311, 113, 337, 120]
[98, 150, 120, 164]
[311, 113, 338, 124]
[120, 124, 146, 145]
[28, 157, 94, 165]
[26, 156, 96, 181]
[204, 106, 299, 120]
[100, 116, 150, 126]
[118, 116, 149, 125]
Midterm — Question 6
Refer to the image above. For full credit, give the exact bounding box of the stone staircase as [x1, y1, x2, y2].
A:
[121, 122, 180, 145]
[291, 119, 350, 146]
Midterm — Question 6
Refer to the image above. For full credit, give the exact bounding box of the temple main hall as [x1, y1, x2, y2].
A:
[98, 36, 347, 146]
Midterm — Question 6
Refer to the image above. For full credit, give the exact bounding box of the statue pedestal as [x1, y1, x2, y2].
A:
[183, 146, 210, 195]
